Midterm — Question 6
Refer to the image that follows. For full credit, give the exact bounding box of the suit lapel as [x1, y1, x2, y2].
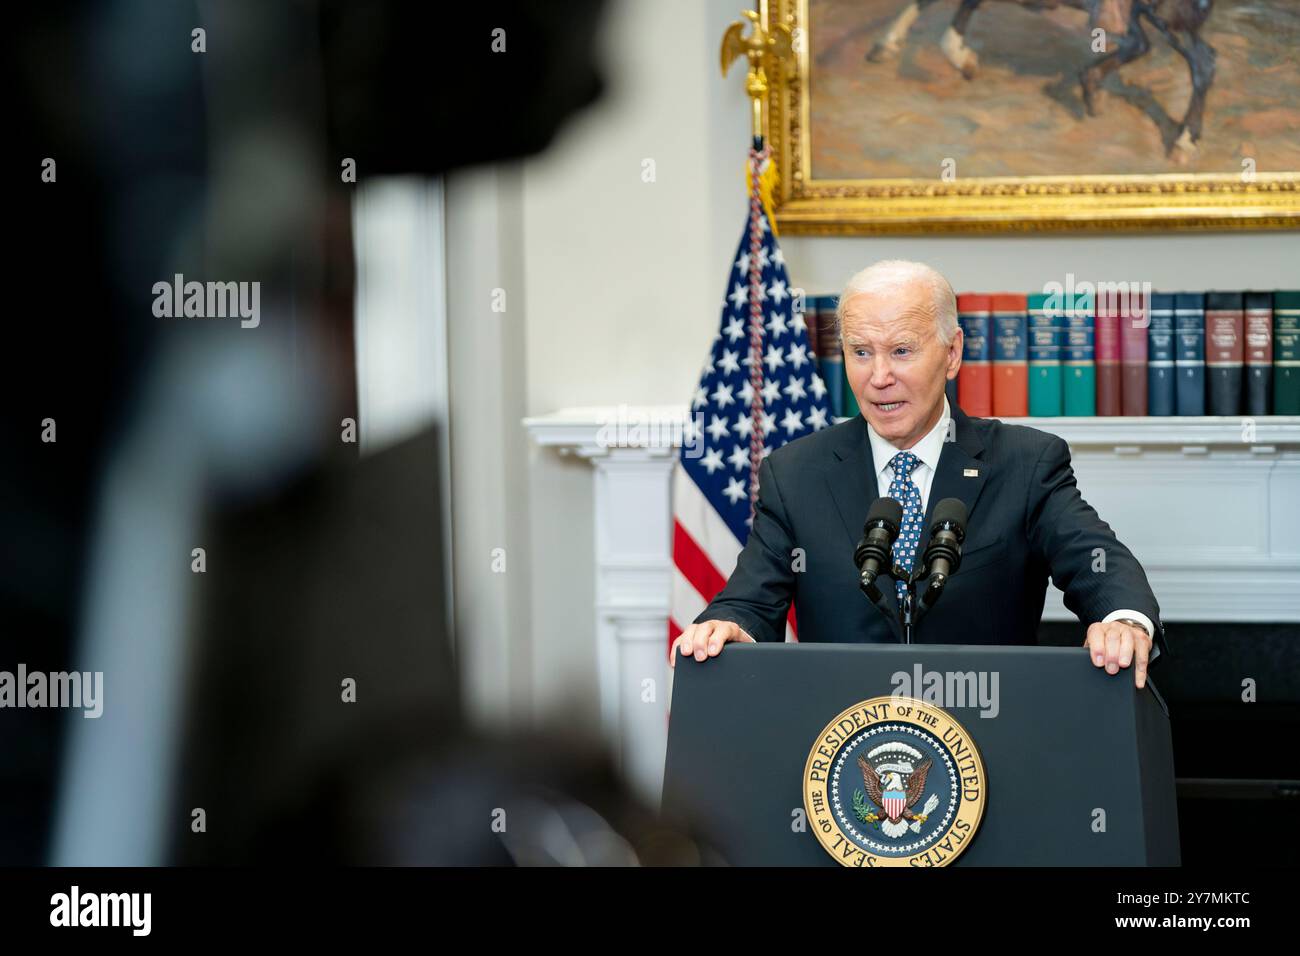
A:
[826, 415, 903, 637]
[919, 404, 988, 553]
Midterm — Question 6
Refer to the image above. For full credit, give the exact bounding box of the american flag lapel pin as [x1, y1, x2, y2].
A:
[963, 468, 979, 477]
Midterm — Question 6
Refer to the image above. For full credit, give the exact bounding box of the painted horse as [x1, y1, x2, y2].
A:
[865, 0, 1217, 160]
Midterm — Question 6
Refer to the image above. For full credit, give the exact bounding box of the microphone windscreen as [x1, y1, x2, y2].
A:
[930, 497, 968, 531]
[866, 496, 903, 534]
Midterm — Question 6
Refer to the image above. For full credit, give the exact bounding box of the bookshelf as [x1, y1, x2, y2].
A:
[840, 415, 1300, 448]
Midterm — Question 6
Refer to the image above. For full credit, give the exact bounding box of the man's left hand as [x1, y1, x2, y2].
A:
[1084, 620, 1152, 689]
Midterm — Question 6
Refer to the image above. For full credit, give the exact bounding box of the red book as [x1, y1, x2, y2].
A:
[991, 293, 1028, 416]
[957, 293, 993, 416]
[1120, 293, 1148, 416]
[1095, 297, 1122, 416]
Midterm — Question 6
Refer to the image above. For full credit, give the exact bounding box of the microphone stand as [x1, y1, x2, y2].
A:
[897, 568, 920, 645]
[866, 564, 919, 645]
[904, 557, 957, 641]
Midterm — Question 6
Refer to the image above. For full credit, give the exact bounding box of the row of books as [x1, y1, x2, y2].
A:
[803, 292, 1300, 418]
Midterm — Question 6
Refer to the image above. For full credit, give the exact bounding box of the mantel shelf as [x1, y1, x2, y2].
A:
[523, 407, 1300, 452]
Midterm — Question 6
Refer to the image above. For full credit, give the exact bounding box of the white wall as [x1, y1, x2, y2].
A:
[445, 164, 536, 730]
[446, 0, 1300, 730]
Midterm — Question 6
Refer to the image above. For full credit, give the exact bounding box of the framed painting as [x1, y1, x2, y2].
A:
[765, 0, 1300, 232]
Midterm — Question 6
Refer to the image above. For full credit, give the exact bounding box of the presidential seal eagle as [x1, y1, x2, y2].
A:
[858, 754, 939, 838]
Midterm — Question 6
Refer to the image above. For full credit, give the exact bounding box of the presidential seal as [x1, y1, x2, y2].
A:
[803, 696, 987, 867]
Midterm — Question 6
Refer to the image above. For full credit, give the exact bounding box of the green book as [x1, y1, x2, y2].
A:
[1275, 291, 1300, 415]
[1062, 291, 1095, 417]
[842, 373, 860, 417]
[1027, 292, 1063, 416]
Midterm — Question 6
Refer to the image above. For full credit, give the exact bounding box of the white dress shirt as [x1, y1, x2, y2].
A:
[864, 395, 1159, 657]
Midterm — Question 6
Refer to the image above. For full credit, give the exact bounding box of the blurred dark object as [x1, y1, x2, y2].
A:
[320, 0, 607, 176]
[248, 727, 722, 866]
[171, 427, 459, 863]
[4, 0, 201, 863]
[6, 0, 610, 864]
[172, 426, 716, 865]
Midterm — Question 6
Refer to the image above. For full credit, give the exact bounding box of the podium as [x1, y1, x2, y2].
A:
[662, 643, 1179, 866]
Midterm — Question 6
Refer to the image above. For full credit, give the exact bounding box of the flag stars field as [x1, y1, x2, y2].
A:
[766, 310, 788, 339]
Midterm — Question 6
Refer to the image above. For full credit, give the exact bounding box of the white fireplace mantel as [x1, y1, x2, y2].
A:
[524, 407, 1300, 803]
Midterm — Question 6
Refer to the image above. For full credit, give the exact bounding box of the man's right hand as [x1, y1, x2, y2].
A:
[670, 620, 755, 668]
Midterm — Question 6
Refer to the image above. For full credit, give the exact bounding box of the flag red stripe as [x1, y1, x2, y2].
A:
[673, 520, 802, 643]
[673, 520, 727, 606]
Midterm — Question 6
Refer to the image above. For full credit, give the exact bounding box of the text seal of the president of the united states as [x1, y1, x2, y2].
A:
[803, 696, 987, 867]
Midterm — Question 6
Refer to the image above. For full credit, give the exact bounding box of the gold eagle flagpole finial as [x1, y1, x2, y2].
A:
[720, 0, 793, 143]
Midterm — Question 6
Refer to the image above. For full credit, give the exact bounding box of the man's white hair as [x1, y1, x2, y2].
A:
[835, 260, 959, 346]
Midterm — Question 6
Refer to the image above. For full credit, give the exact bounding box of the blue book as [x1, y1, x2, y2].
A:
[1175, 292, 1206, 416]
[1147, 293, 1176, 416]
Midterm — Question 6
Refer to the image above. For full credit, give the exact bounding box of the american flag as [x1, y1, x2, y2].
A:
[668, 146, 831, 651]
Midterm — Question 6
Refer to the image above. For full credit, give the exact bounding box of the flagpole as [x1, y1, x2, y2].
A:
[719, 0, 792, 149]
[721, 3, 794, 519]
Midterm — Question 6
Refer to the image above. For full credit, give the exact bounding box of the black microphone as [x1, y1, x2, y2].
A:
[855, 497, 903, 599]
[916, 497, 968, 613]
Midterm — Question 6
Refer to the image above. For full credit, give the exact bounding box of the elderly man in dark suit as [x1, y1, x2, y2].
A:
[671, 259, 1164, 687]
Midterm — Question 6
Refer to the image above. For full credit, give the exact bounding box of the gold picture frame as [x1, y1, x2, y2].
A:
[765, 0, 1300, 234]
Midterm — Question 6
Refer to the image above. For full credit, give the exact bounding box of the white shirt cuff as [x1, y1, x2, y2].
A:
[1103, 609, 1160, 662]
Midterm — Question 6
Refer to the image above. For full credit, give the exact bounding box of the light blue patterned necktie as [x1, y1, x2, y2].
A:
[887, 451, 923, 608]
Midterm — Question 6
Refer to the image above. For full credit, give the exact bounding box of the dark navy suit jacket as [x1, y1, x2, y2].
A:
[694, 404, 1167, 654]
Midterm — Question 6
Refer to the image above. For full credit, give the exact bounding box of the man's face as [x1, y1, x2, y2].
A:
[840, 283, 962, 449]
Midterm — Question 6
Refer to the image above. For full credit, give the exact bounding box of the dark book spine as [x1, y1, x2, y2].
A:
[816, 296, 845, 419]
[1175, 293, 1206, 416]
[801, 291, 820, 361]
[1244, 292, 1272, 416]
[1148, 293, 1176, 416]
[1205, 291, 1244, 416]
